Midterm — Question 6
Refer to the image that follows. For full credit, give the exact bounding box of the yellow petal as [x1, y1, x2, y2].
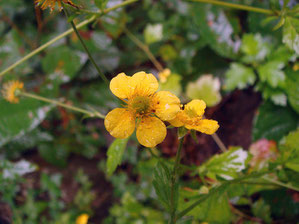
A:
[136, 116, 167, 147]
[131, 71, 159, 96]
[168, 111, 187, 127]
[76, 214, 89, 224]
[104, 108, 135, 139]
[193, 119, 219, 135]
[185, 99, 206, 118]
[110, 73, 134, 99]
[151, 91, 180, 121]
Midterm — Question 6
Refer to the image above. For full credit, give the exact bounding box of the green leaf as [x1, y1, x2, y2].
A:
[159, 73, 182, 96]
[240, 33, 270, 63]
[257, 60, 286, 88]
[179, 185, 232, 223]
[253, 101, 299, 142]
[94, 0, 108, 10]
[42, 46, 85, 83]
[198, 147, 248, 180]
[178, 127, 188, 139]
[224, 63, 256, 91]
[267, 46, 294, 64]
[143, 24, 163, 45]
[279, 128, 299, 172]
[186, 74, 222, 107]
[153, 162, 177, 212]
[283, 17, 299, 54]
[191, 4, 241, 59]
[285, 68, 299, 114]
[0, 99, 52, 147]
[38, 142, 70, 167]
[252, 199, 272, 223]
[106, 138, 129, 176]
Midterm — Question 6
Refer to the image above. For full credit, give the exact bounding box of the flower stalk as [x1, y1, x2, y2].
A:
[169, 137, 184, 224]
[19, 92, 105, 118]
[0, 0, 138, 78]
[186, 0, 274, 15]
[63, 5, 109, 84]
[124, 27, 164, 72]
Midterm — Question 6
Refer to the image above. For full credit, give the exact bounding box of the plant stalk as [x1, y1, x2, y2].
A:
[169, 137, 184, 224]
[186, 0, 273, 15]
[176, 171, 272, 220]
[20, 92, 105, 118]
[124, 27, 164, 72]
[63, 6, 108, 84]
[262, 177, 299, 192]
[0, 0, 138, 78]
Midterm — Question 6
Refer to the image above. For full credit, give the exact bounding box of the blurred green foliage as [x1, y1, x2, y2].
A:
[0, 0, 298, 223]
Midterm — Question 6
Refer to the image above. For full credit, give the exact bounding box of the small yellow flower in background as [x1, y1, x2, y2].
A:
[105, 71, 181, 147]
[1, 80, 24, 104]
[169, 99, 219, 135]
[35, 0, 78, 11]
[76, 214, 89, 224]
[158, 68, 171, 83]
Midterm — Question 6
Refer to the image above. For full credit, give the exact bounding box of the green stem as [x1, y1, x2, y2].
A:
[63, 6, 108, 84]
[148, 148, 195, 171]
[262, 177, 299, 192]
[169, 137, 184, 224]
[186, 0, 274, 15]
[0, 0, 138, 78]
[176, 171, 272, 220]
[124, 27, 164, 72]
[20, 92, 105, 119]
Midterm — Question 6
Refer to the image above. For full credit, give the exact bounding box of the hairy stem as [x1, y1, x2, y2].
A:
[63, 6, 108, 84]
[177, 171, 272, 220]
[170, 137, 184, 224]
[124, 27, 164, 72]
[20, 92, 105, 119]
[0, 0, 138, 78]
[262, 177, 299, 192]
[186, 0, 274, 15]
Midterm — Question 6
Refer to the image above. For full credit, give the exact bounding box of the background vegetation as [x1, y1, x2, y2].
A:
[0, 0, 298, 223]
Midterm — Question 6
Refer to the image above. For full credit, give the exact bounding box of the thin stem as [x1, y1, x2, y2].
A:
[63, 6, 109, 84]
[20, 92, 105, 119]
[211, 133, 227, 152]
[186, 0, 274, 15]
[169, 137, 184, 224]
[262, 177, 299, 192]
[123, 27, 164, 72]
[147, 148, 196, 171]
[0, 0, 138, 78]
[176, 171, 272, 220]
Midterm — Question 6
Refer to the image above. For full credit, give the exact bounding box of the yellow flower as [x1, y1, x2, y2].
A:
[169, 99, 219, 135]
[76, 214, 89, 224]
[158, 68, 171, 83]
[35, 0, 78, 11]
[1, 80, 24, 104]
[104, 71, 181, 147]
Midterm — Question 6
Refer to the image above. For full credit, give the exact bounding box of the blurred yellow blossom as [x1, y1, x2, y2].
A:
[105, 71, 180, 147]
[169, 99, 219, 135]
[76, 214, 89, 224]
[1, 80, 24, 104]
[158, 68, 171, 83]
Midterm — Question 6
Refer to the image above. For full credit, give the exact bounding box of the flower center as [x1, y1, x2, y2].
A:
[129, 96, 150, 115]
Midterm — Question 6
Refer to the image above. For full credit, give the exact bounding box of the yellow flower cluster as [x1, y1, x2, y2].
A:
[1, 80, 24, 104]
[105, 72, 219, 147]
[35, 0, 78, 11]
